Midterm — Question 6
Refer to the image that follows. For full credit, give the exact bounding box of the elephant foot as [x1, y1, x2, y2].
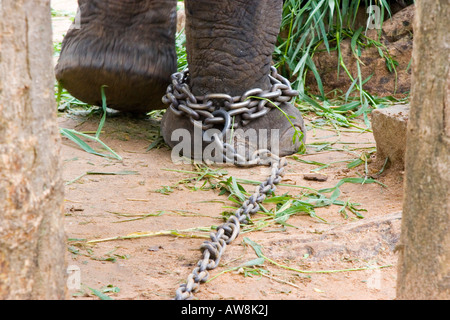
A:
[161, 99, 306, 165]
[57, 64, 174, 113]
[55, 0, 177, 113]
[229, 103, 306, 160]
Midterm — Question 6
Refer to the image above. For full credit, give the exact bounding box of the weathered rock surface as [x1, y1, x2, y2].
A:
[371, 104, 409, 169]
[306, 5, 414, 97]
[264, 212, 402, 262]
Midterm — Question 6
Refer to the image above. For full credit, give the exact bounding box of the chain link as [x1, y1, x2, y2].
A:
[162, 66, 299, 130]
[163, 67, 295, 299]
[174, 158, 287, 300]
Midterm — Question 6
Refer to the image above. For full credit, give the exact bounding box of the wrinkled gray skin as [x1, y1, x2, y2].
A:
[56, 0, 177, 112]
[56, 0, 306, 158]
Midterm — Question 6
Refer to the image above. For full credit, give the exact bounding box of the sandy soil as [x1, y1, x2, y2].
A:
[52, 1, 404, 300]
[59, 114, 403, 300]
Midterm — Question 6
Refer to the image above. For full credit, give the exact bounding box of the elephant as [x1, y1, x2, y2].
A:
[55, 0, 306, 163]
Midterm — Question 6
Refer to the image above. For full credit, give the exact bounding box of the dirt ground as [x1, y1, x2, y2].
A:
[52, 1, 404, 300]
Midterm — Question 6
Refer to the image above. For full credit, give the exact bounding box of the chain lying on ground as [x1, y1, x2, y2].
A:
[162, 67, 296, 299]
[174, 157, 287, 300]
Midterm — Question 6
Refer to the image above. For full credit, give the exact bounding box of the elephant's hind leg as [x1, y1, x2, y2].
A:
[161, 0, 306, 162]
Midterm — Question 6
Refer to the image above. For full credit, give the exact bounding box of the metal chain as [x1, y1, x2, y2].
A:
[207, 132, 279, 167]
[162, 67, 295, 299]
[174, 157, 287, 300]
[162, 66, 299, 130]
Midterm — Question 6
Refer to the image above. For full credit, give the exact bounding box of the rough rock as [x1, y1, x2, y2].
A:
[306, 4, 414, 97]
[371, 104, 409, 169]
[264, 212, 402, 262]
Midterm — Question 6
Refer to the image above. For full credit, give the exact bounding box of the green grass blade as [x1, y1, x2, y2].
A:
[96, 85, 108, 139]
[60, 128, 107, 158]
[88, 287, 114, 300]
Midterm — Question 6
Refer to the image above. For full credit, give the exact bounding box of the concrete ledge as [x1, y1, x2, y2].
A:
[371, 104, 409, 170]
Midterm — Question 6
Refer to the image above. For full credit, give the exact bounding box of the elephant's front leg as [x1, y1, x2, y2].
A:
[56, 0, 177, 113]
[161, 0, 306, 163]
